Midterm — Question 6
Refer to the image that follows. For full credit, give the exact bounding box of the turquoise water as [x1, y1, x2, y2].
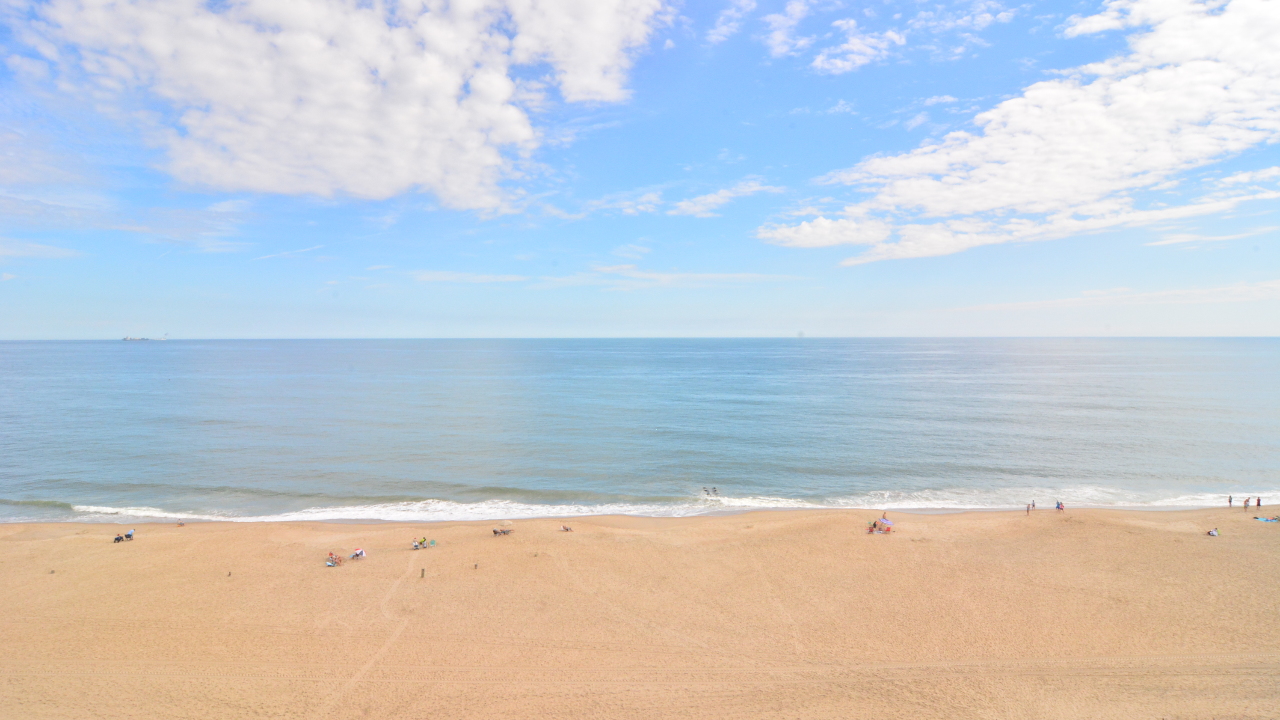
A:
[1, 339, 1276, 522]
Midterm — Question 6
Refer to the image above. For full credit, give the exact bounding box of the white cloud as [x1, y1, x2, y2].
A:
[22, 0, 668, 209]
[761, 0, 1280, 265]
[612, 243, 651, 259]
[0, 128, 83, 186]
[1, 273, 15, 281]
[960, 279, 1280, 311]
[1145, 226, 1278, 246]
[708, 0, 757, 43]
[924, 95, 959, 106]
[762, 0, 813, 57]
[538, 264, 791, 290]
[669, 178, 784, 217]
[826, 100, 856, 114]
[804, 0, 1013, 73]
[0, 169, 252, 251]
[207, 199, 251, 213]
[610, 191, 665, 215]
[903, 112, 929, 130]
[758, 215, 891, 247]
[549, 189, 664, 219]
[254, 245, 324, 261]
[1219, 166, 1280, 186]
[811, 19, 904, 74]
[414, 271, 527, 283]
[908, 0, 1016, 35]
[0, 238, 79, 258]
[5, 54, 49, 81]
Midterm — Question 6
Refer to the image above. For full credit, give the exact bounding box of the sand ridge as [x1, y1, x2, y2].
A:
[1, 507, 1277, 718]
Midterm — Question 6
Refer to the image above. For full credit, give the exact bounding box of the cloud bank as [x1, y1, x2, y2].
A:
[960, 279, 1280, 311]
[16, 0, 667, 209]
[760, 0, 1280, 264]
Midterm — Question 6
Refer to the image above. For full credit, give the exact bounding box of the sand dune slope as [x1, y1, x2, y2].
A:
[1, 508, 1277, 719]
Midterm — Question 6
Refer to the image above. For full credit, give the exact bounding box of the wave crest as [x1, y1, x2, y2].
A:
[43, 486, 1273, 523]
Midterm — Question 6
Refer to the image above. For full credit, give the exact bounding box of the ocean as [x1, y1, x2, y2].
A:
[1, 338, 1276, 523]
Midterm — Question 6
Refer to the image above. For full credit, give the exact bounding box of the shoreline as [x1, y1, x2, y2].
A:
[3, 501, 1269, 525]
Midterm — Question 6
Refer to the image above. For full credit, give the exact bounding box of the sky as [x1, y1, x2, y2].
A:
[0, 0, 1278, 338]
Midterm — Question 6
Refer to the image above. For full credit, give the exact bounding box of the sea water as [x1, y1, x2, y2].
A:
[1, 339, 1276, 523]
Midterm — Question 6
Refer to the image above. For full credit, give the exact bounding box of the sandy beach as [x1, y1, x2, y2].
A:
[2, 507, 1277, 719]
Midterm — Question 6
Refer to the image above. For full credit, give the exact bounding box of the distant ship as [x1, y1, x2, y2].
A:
[122, 336, 166, 341]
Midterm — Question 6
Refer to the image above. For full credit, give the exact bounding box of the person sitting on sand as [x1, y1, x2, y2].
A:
[1207, 528, 1218, 536]
[125, 529, 134, 541]
[561, 525, 573, 532]
[114, 534, 124, 543]
[413, 540, 421, 550]
[350, 548, 365, 559]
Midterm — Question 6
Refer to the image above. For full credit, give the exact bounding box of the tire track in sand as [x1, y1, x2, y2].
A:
[314, 549, 417, 718]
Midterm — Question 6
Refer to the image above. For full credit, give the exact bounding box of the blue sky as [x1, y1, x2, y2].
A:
[1, 0, 1277, 338]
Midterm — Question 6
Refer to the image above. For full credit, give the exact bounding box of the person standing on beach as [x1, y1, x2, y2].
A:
[1229, 495, 1233, 507]
[1026, 504, 1030, 516]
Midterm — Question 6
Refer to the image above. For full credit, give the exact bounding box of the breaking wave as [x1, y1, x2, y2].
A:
[33, 485, 1268, 523]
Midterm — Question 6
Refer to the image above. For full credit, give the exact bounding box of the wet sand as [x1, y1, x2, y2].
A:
[1, 507, 1277, 719]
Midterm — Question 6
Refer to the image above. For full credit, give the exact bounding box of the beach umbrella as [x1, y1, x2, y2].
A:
[879, 518, 894, 526]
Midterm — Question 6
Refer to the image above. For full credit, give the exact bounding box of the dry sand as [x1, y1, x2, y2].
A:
[1, 507, 1277, 719]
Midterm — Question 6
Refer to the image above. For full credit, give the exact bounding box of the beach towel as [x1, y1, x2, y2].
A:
[1255, 517, 1279, 522]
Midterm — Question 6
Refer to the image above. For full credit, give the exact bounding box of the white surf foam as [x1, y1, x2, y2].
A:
[63, 486, 1275, 523]
[71, 505, 234, 521]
